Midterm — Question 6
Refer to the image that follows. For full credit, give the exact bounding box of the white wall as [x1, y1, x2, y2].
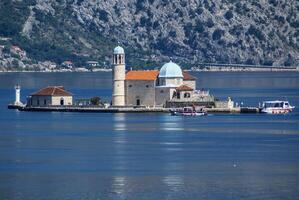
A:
[29, 96, 72, 106]
[183, 80, 196, 90]
[155, 87, 175, 107]
[112, 64, 126, 106]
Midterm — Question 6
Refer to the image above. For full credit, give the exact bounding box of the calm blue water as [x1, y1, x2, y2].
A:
[0, 72, 299, 200]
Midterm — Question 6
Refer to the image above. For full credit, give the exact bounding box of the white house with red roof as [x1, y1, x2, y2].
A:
[61, 61, 73, 69]
[10, 45, 26, 59]
[27, 86, 73, 107]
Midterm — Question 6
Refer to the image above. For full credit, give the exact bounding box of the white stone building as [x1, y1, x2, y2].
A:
[27, 86, 73, 107]
[112, 46, 199, 107]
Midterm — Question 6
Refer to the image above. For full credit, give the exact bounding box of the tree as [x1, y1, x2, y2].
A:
[212, 29, 225, 40]
[224, 10, 234, 20]
[90, 96, 102, 106]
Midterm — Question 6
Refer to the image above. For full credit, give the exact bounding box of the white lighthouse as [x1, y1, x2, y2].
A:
[14, 84, 22, 105]
[112, 46, 126, 107]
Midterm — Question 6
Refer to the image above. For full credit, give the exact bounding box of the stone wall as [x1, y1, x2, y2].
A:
[214, 99, 234, 109]
[125, 80, 156, 106]
[28, 96, 72, 107]
[112, 64, 126, 106]
[183, 80, 196, 90]
[166, 101, 215, 108]
[52, 96, 73, 106]
[155, 87, 176, 107]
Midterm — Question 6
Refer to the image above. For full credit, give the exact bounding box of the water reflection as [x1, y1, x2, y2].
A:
[112, 176, 127, 195]
[163, 175, 184, 191]
[113, 113, 127, 131]
[159, 115, 184, 131]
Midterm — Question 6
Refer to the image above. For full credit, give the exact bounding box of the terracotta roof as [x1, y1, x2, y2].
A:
[125, 70, 159, 81]
[183, 71, 196, 80]
[31, 86, 72, 96]
[176, 85, 194, 91]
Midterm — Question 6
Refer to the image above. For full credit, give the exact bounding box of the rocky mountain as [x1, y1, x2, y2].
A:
[0, 0, 298, 70]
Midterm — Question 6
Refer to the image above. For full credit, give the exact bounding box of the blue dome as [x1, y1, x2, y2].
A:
[114, 46, 125, 54]
[159, 61, 183, 78]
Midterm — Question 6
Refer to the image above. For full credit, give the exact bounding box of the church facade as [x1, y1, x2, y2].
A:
[112, 46, 198, 107]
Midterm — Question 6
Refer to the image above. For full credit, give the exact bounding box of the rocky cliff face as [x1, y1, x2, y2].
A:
[1, 0, 298, 68]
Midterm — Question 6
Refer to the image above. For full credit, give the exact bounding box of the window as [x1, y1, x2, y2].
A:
[129, 85, 132, 88]
[160, 90, 164, 93]
[184, 93, 191, 98]
[44, 99, 47, 105]
[172, 91, 176, 98]
[37, 99, 39, 106]
[60, 98, 64, 106]
[146, 85, 149, 88]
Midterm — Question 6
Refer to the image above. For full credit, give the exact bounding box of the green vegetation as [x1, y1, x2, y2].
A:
[0, 0, 35, 37]
[1, 0, 298, 69]
[90, 97, 102, 106]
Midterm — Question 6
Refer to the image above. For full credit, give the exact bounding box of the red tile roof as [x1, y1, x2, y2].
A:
[63, 61, 73, 64]
[125, 70, 159, 81]
[176, 85, 194, 91]
[183, 71, 196, 80]
[31, 86, 72, 96]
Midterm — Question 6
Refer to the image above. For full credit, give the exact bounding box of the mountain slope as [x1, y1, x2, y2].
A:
[1, 0, 298, 69]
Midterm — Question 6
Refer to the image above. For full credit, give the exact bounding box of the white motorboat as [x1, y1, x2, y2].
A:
[261, 100, 295, 114]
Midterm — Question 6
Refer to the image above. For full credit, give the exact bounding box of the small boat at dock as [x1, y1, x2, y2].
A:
[260, 100, 295, 114]
[170, 106, 207, 116]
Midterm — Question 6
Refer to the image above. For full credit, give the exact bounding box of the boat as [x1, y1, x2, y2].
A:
[170, 106, 207, 116]
[260, 100, 295, 114]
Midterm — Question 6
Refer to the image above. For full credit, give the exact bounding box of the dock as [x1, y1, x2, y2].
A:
[8, 104, 261, 114]
[14, 105, 170, 113]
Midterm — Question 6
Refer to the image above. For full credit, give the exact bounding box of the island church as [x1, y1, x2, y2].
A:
[112, 46, 200, 107]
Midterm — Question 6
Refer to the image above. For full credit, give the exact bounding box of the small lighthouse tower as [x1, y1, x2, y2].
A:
[14, 84, 22, 105]
[112, 46, 126, 107]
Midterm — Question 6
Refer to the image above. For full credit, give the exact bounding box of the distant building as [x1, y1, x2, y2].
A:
[10, 45, 26, 59]
[86, 61, 99, 69]
[61, 61, 73, 69]
[27, 86, 73, 107]
[111, 46, 200, 107]
[42, 61, 57, 70]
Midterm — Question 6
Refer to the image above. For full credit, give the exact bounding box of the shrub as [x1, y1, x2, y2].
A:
[247, 25, 265, 41]
[90, 97, 102, 106]
[224, 10, 234, 20]
[169, 30, 177, 38]
[212, 29, 225, 40]
[206, 18, 214, 28]
[98, 10, 109, 22]
[195, 21, 205, 33]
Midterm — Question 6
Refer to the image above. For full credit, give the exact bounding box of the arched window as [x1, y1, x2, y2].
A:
[172, 91, 176, 98]
[177, 92, 180, 99]
[60, 97, 64, 106]
[184, 93, 191, 98]
[118, 55, 121, 64]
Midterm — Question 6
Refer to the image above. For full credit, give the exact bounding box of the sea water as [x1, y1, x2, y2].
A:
[0, 72, 298, 200]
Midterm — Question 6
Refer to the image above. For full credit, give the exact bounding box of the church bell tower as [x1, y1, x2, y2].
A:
[112, 46, 126, 107]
